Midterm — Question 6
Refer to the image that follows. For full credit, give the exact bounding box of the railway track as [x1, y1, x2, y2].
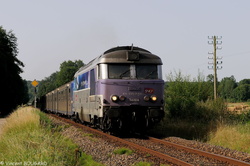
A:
[49, 113, 250, 165]
[148, 137, 250, 165]
[125, 136, 250, 165]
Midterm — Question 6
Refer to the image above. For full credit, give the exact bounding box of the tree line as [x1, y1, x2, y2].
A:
[165, 71, 250, 123]
[218, 75, 250, 102]
[0, 26, 29, 115]
[37, 60, 84, 98]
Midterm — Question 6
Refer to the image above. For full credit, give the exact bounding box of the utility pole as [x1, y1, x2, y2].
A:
[208, 36, 222, 100]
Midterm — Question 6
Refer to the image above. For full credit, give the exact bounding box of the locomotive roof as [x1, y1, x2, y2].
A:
[75, 46, 162, 76]
[103, 46, 151, 54]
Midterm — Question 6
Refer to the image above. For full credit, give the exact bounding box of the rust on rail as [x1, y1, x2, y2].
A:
[148, 137, 250, 166]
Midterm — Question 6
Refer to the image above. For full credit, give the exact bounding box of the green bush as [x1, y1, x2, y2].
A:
[195, 98, 226, 122]
[165, 71, 218, 121]
[225, 110, 250, 124]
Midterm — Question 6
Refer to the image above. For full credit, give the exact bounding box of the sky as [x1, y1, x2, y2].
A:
[1, 0, 250, 82]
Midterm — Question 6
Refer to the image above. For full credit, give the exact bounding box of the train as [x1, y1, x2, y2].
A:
[45, 46, 165, 132]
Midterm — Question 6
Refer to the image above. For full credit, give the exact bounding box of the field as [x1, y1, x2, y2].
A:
[226, 102, 250, 114]
[208, 102, 250, 153]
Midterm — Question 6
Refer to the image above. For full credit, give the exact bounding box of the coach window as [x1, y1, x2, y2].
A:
[90, 69, 96, 95]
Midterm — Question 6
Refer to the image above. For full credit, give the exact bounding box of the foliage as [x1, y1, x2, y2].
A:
[113, 147, 133, 155]
[194, 98, 226, 122]
[239, 79, 250, 86]
[154, 71, 226, 141]
[225, 109, 250, 125]
[38, 60, 84, 97]
[232, 84, 250, 102]
[0, 107, 103, 166]
[218, 76, 237, 100]
[37, 72, 58, 97]
[0, 26, 28, 115]
[22, 79, 30, 105]
[165, 71, 214, 120]
[206, 74, 214, 82]
[57, 60, 84, 86]
[218, 77, 250, 102]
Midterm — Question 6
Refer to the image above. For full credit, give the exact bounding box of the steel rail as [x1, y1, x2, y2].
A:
[148, 137, 250, 166]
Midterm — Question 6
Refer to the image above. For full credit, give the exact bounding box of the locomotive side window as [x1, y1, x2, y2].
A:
[157, 65, 163, 79]
[136, 65, 158, 79]
[98, 64, 108, 79]
[108, 64, 131, 79]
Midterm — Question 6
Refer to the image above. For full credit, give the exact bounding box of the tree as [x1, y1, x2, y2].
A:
[206, 74, 214, 82]
[22, 80, 30, 105]
[37, 60, 84, 98]
[238, 79, 250, 86]
[218, 76, 237, 100]
[56, 60, 84, 86]
[38, 72, 58, 97]
[0, 26, 27, 115]
[232, 85, 250, 101]
[232, 79, 250, 101]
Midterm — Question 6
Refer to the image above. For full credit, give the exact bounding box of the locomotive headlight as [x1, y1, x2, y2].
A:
[151, 95, 157, 102]
[111, 95, 119, 102]
[144, 95, 150, 102]
[119, 95, 126, 101]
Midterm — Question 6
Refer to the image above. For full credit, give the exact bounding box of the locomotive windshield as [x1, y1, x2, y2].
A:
[105, 64, 160, 79]
[136, 65, 158, 79]
[108, 64, 130, 79]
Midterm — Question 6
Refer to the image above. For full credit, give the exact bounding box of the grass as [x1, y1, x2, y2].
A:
[0, 106, 103, 166]
[133, 162, 152, 166]
[113, 147, 133, 155]
[208, 122, 250, 153]
[148, 117, 218, 141]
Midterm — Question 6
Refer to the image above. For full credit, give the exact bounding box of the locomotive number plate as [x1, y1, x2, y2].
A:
[144, 88, 154, 94]
[129, 98, 140, 102]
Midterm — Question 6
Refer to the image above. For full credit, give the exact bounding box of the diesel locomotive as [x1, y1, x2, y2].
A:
[45, 46, 164, 132]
